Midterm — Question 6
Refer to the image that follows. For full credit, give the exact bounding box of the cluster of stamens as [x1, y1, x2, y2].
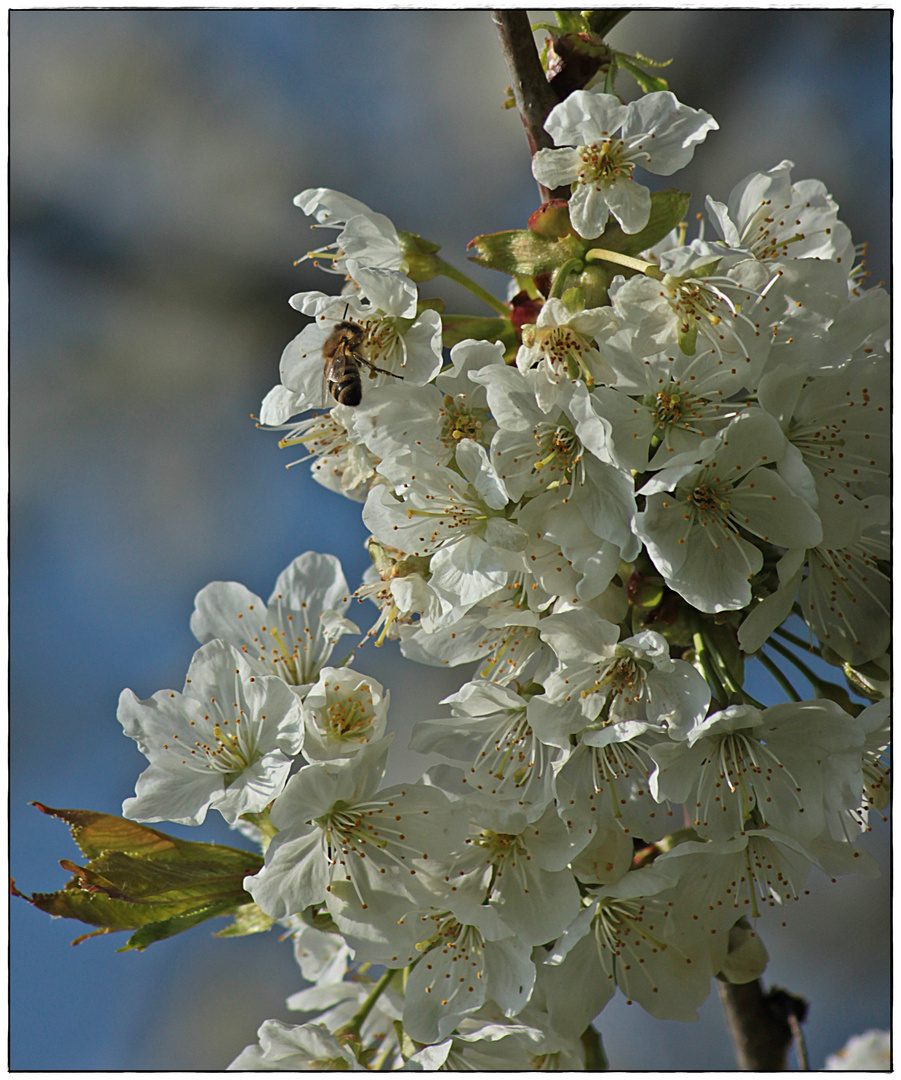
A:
[577, 139, 632, 187]
[439, 396, 483, 448]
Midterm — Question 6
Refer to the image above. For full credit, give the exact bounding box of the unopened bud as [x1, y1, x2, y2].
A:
[397, 230, 444, 282]
[528, 199, 577, 238]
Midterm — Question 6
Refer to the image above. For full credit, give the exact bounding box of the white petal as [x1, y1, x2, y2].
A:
[544, 89, 628, 146]
[531, 146, 581, 187]
[603, 176, 652, 234]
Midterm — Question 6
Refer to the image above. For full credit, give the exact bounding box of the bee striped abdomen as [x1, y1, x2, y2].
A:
[329, 358, 363, 405]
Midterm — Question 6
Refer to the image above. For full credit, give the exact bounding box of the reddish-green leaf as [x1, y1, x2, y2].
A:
[16, 805, 265, 951]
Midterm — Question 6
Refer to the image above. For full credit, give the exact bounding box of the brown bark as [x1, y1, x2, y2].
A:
[717, 977, 809, 1070]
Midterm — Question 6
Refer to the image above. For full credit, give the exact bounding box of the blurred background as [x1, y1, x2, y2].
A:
[10, 9, 890, 1070]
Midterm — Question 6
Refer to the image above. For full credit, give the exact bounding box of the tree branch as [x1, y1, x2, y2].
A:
[717, 977, 809, 1070]
[492, 10, 566, 201]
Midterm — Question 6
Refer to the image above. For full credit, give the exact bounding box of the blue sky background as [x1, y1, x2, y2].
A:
[10, 10, 890, 1070]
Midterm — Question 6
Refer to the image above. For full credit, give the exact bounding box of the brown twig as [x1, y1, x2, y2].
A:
[717, 976, 809, 1070]
[491, 10, 566, 200]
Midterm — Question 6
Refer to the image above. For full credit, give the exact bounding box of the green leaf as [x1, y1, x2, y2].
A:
[120, 899, 249, 952]
[594, 188, 690, 257]
[214, 901, 276, 938]
[17, 805, 264, 950]
[467, 228, 585, 278]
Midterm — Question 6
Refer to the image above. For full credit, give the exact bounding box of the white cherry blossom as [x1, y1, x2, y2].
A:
[705, 160, 854, 266]
[244, 743, 468, 923]
[120, 640, 303, 826]
[635, 409, 823, 613]
[300, 666, 389, 761]
[294, 186, 405, 276]
[191, 551, 358, 694]
[228, 1019, 360, 1071]
[532, 90, 717, 237]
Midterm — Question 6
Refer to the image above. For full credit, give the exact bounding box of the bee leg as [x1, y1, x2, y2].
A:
[367, 362, 404, 380]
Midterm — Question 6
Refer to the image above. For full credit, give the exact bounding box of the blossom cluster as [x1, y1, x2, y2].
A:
[116, 87, 890, 1070]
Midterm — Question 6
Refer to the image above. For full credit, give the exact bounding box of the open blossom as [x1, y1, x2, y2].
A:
[362, 444, 526, 617]
[609, 241, 778, 369]
[346, 895, 536, 1045]
[410, 680, 559, 816]
[244, 742, 468, 924]
[272, 289, 443, 415]
[515, 298, 615, 411]
[82, 86, 892, 1071]
[258, 405, 380, 503]
[300, 666, 389, 761]
[294, 186, 406, 276]
[738, 494, 890, 663]
[649, 700, 865, 843]
[635, 409, 823, 613]
[229, 1019, 360, 1071]
[543, 865, 717, 1027]
[532, 90, 717, 237]
[119, 640, 303, 826]
[705, 160, 854, 266]
[191, 552, 359, 694]
[536, 614, 711, 738]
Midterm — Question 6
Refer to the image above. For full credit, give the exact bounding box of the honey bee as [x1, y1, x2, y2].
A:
[321, 319, 403, 407]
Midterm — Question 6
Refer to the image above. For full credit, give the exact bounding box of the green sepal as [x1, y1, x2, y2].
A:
[572, 263, 611, 308]
[677, 322, 699, 356]
[561, 286, 586, 312]
[467, 228, 586, 278]
[552, 30, 612, 62]
[551, 11, 587, 35]
[395, 1021, 420, 1064]
[416, 297, 446, 316]
[585, 11, 630, 39]
[18, 804, 263, 950]
[594, 188, 691, 258]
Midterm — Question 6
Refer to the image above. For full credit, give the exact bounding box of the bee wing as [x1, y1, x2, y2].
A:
[321, 357, 333, 408]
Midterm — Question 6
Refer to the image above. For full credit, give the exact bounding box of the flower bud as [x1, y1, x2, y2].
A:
[397, 230, 444, 282]
[528, 199, 577, 238]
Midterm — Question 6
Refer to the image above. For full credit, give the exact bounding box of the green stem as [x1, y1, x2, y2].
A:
[699, 630, 740, 695]
[773, 624, 822, 657]
[699, 630, 766, 708]
[239, 808, 279, 852]
[757, 649, 802, 703]
[585, 247, 664, 279]
[344, 967, 397, 1035]
[441, 313, 517, 351]
[694, 631, 727, 706]
[548, 257, 585, 299]
[766, 636, 825, 694]
[434, 256, 510, 316]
